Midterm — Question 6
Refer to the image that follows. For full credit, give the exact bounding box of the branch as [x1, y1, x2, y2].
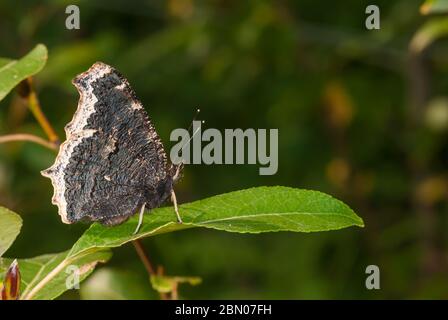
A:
[0, 133, 58, 150]
[18, 78, 60, 144]
[131, 240, 169, 300]
[131, 240, 155, 275]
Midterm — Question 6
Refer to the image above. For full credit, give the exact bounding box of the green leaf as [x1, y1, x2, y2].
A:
[12, 186, 359, 300]
[0, 250, 112, 300]
[0, 58, 12, 68]
[410, 18, 448, 53]
[150, 275, 202, 294]
[69, 186, 363, 259]
[0, 207, 23, 257]
[421, 0, 448, 15]
[0, 44, 48, 101]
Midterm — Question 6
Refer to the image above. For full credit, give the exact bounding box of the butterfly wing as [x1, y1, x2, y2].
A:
[42, 62, 174, 225]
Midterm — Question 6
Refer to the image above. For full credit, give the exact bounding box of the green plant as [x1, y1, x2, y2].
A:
[0, 44, 363, 300]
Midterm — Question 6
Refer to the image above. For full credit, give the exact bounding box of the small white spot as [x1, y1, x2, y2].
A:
[131, 102, 142, 110]
[104, 175, 111, 181]
[115, 83, 126, 90]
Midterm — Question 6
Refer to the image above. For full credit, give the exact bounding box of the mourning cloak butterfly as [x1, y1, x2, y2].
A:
[41, 62, 183, 231]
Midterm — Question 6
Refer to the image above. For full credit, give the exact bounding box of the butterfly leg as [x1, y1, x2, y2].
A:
[171, 190, 183, 223]
[134, 202, 146, 234]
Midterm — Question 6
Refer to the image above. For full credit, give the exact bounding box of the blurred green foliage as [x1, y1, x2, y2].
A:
[0, 0, 448, 299]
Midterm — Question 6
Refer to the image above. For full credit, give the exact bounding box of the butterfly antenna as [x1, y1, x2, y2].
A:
[178, 108, 204, 153]
[171, 109, 205, 223]
[181, 120, 205, 150]
[170, 108, 202, 224]
[186, 108, 201, 133]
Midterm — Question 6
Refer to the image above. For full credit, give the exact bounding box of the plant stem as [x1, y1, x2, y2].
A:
[132, 240, 155, 275]
[407, 43, 442, 277]
[22, 78, 60, 144]
[0, 133, 57, 150]
[131, 240, 169, 300]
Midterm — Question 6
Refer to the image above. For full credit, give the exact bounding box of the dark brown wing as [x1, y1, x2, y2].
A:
[42, 62, 173, 225]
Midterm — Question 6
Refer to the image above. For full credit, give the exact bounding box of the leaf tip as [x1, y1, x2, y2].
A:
[354, 216, 365, 228]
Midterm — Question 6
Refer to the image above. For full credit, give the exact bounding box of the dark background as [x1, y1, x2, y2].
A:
[1, 0, 448, 299]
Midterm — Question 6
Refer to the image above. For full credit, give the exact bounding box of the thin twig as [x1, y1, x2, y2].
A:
[407, 42, 442, 277]
[21, 78, 60, 144]
[131, 240, 170, 300]
[132, 240, 155, 275]
[0, 133, 58, 150]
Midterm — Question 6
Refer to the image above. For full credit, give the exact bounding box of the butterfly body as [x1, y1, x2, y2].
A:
[42, 62, 180, 226]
